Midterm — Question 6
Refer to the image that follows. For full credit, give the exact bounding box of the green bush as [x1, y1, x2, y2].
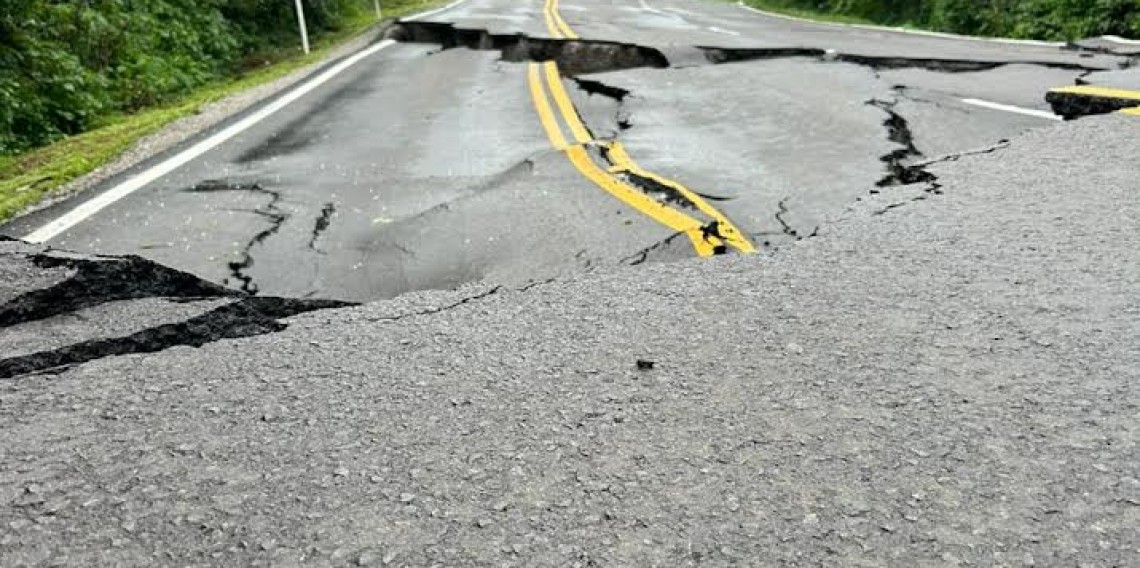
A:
[745, 0, 1140, 39]
[0, 0, 368, 155]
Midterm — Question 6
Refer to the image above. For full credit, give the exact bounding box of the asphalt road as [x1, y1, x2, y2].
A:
[3, 0, 1132, 301]
[2, 113, 1137, 566]
[2, 1, 1139, 565]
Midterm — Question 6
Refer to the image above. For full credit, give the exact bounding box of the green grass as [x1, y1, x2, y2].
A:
[0, 0, 446, 224]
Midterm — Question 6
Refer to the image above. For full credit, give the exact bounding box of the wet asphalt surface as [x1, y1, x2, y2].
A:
[2, 1, 1140, 566]
[3, 0, 1134, 301]
[2, 113, 1138, 565]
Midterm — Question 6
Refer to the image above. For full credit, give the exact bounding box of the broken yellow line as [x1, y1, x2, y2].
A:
[604, 141, 756, 254]
[527, 63, 719, 257]
[540, 62, 752, 254]
[532, 2, 755, 257]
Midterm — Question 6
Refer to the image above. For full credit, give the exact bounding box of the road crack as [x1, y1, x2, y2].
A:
[185, 180, 289, 295]
[0, 296, 351, 380]
[865, 97, 939, 189]
[621, 232, 687, 265]
[774, 199, 819, 241]
[387, 22, 669, 75]
[0, 251, 236, 328]
[390, 21, 1116, 76]
[869, 142, 1012, 216]
[308, 202, 337, 252]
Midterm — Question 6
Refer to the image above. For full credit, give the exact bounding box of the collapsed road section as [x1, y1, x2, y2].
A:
[0, 239, 351, 379]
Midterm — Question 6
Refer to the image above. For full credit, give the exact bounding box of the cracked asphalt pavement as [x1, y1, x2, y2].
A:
[1, 0, 1138, 565]
[5, 0, 1134, 299]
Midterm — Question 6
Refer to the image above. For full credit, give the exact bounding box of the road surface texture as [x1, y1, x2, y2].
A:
[3, 0, 1135, 301]
[2, 0, 1138, 566]
[2, 111, 1137, 566]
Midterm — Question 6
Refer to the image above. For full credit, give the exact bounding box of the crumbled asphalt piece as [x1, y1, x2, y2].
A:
[0, 112, 1136, 566]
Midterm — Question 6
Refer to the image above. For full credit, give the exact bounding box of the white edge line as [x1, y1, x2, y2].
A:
[405, 0, 468, 21]
[23, 41, 395, 243]
[960, 98, 1063, 121]
[735, 2, 1066, 47]
[24, 0, 471, 244]
[637, 0, 665, 16]
[1098, 35, 1140, 46]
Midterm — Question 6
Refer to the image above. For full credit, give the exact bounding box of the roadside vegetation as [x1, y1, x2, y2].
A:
[740, 0, 1140, 41]
[0, 0, 442, 223]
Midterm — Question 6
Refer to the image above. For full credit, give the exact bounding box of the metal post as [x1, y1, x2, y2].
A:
[374, 0, 382, 20]
[294, 0, 311, 54]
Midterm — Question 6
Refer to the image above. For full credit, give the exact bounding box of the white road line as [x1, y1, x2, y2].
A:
[404, 0, 468, 21]
[960, 98, 1063, 121]
[637, 0, 665, 16]
[24, 0, 470, 244]
[708, 26, 741, 36]
[1099, 35, 1140, 45]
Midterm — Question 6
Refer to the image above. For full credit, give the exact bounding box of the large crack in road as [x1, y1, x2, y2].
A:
[390, 21, 1121, 76]
[3, 20, 1111, 378]
[138, 22, 1112, 287]
[0, 241, 353, 379]
[384, 21, 1099, 251]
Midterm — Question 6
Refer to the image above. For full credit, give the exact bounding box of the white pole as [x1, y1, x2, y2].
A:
[375, 0, 382, 20]
[294, 0, 311, 54]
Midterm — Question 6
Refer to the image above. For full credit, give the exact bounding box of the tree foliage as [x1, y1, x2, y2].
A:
[752, 0, 1140, 39]
[0, 0, 367, 154]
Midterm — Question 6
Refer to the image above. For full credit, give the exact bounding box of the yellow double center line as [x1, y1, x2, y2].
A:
[543, 0, 579, 40]
[531, 1, 755, 256]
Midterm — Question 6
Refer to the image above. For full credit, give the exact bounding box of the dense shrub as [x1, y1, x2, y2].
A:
[750, 0, 1140, 40]
[0, 0, 368, 154]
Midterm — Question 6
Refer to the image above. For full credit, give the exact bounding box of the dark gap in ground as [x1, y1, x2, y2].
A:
[615, 170, 699, 212]
[1045, 89, 1140, 119]
[774, 199, 819, 241]
[701, 47, 827, 64]
[865, 98, 938, 188]
[700, 47, 1107, 73]
[0, 296, 352, 380]
[0, 253, 236, 328]
[386, 22, 669, 75]
[570, 77, 631, 101]
[389, 23, 1112, 78]
[567, 76, 635, 138]
[309, 202, 337, 251]
[184, 180, 289, 294]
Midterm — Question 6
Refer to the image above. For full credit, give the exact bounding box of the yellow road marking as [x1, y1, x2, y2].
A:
[542, 0, 562, 37]
[530, 2, 756, 257]
[550, 0, 579, 40]
[564, 145, 719, 256]
[603, 141, 756, 253]
[543, 62, 593, 144]
[1122, 107, 1140, 116]
[527, 63, 719, 257]
[1048, 85, 1140, 101]
[527, 64, 569, 149]
[539, 62, 752, 254]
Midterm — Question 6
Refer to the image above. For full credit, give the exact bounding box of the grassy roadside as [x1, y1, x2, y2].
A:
[0, 0, 446, 225]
